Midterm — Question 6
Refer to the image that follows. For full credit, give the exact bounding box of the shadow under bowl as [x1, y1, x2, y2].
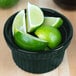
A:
[3, 8, 73, 74]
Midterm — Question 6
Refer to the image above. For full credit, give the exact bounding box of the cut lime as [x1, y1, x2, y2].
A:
[35, 25, 62, 49]
[26, 2, 44, 32]
[42, 17, 63, 28]
[0, 0, 19, 8]
[12, 10, 26, 35]
[14, 32, 48, 51]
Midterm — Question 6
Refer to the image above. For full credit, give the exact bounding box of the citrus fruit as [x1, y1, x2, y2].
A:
[35, 25, 62, 49]
[42, 17, 63, 28]
[12, 10, 26, 35]
[26, 2, 44, 32]
[14, 32, 48, 51]
[0, 0, 19, 8]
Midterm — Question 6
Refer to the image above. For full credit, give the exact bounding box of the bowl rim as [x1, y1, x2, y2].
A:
[3, 8, 73, 54]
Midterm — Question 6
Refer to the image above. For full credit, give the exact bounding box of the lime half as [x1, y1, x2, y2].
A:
[14, 32, 48, 51]
[12, 10, 26, 35]
[42, 17, 63, 28]
[27, 2, 44, 32]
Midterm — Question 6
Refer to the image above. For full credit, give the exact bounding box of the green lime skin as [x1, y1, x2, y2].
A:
[42, 17, 63, 28]
[35, 25, 62, 49]
[14, 32, 48, 52]
[0, 0, 19, 8]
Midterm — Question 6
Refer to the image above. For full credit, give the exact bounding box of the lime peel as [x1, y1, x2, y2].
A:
[0, 0, 19, 8]
[14, 32, 48, 51]
[35, 25, 62, 49]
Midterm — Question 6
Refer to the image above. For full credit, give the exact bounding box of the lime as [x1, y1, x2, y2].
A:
[0, 0, 19, 8]
[26, 2, 44, 32]
[35, 25, 62, 49]
[42, 17, 63, 28]
[12, 10, 26, 35]
[14, 32, 48, 51]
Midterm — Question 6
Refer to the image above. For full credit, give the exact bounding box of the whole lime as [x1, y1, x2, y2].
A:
[0, 0, 19, 8]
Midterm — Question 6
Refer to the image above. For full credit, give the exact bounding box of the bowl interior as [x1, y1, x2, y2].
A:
[4, 8, 73, 53]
